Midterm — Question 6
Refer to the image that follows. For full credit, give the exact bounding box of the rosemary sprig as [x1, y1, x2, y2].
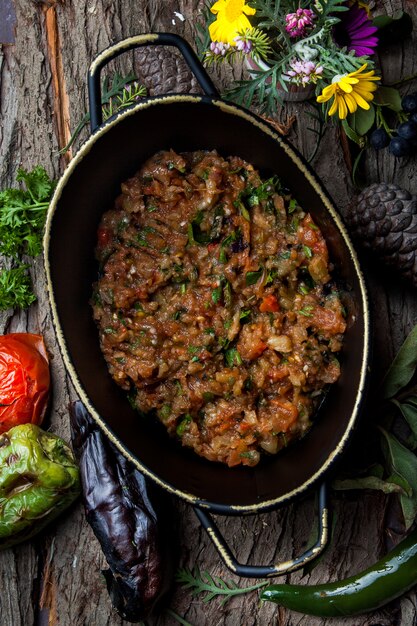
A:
[102, 81, 147, 119]
[176, 566, 269, 604]
[59, 72, 146, 154]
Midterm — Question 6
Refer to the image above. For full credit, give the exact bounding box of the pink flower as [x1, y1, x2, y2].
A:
[235, 35, 252, 54]
[285, 8, 315, 39]
[285, 59, 323, 85]
[209, 41, 231, 56]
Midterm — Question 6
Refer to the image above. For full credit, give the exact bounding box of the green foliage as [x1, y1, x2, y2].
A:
[60, 73, 146, 155]
[164, 609, 194, 626]
[0, 166, 55, 258]
[225, 65, 288, 114]
[0, 265, 37, 310]
[176, 566, 268, 604]
[348, 105, 375, 139]
[196, 1, 216, 59]
[373, 86, 403, 113]
[335, 323, 417, 530]
[380, 428, 417, 530]
[313, 0, 349, 15]
[102, 80, 147, 120]
[382, 325, 417, 399]
[0, 166, 55, 310]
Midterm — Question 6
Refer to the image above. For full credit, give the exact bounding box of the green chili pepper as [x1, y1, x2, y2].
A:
[261, 528, 417, 617]
[0, 423, 80, 549]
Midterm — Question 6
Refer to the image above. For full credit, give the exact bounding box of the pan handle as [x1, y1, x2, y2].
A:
[193, 482, 329, 578]
[88, 33, 219, 132]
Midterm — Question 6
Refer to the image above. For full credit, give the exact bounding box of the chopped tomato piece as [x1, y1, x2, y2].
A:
[260, 294, 279, 313]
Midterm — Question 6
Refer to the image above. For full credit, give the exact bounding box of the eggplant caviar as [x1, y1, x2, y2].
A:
[70, 401, 176, 622]
[261, 528, 417, 617]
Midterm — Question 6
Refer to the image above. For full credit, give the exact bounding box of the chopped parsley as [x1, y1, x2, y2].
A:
[302, 244, 313, 259]
[225, 347, 243, 367]
[176, 414, 192, 437]
[159, 404, 172, 420]
[245, 268, 263, 286]
[212, 283, 222, 304]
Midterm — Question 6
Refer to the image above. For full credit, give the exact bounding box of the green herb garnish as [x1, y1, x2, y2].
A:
[176, 566, 268, 604]
[176, 414, 192, 437]
[0, 166, 56, 310]
[225, 347, 243, 367]
[0, 265, 37, 310]
[212, 283, 223, 304]
[245, 268, 263, 285]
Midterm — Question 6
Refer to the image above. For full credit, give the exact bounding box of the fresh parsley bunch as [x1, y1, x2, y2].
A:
[0, 166, 55, 310]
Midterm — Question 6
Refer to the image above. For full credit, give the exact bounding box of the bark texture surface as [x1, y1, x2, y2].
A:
[0, 1, 417, 625]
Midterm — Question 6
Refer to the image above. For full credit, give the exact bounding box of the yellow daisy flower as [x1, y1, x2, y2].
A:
[209, 0, 256, 46]
[316, 64, 380, 120]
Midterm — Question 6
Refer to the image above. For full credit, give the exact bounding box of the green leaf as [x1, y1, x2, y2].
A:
[348, 105, 375, 137]
[332, 475, 407, 495]
[392, 399, 417, 443]
[225, 347, 242, 368]
[373, 15, 397, 29]
[352, 148, 366, 190]
[17, 166, 55, 202]
[373, 86, 402, 112]
[404, 395, 417, 409]
[341, 119, 364, 147]
[245, 268, 263, 286]
[380, 428, 417, 529]
[382, 324, 417, 399]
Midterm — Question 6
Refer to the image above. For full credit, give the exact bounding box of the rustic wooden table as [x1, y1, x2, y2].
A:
[1, 1, 417, 625]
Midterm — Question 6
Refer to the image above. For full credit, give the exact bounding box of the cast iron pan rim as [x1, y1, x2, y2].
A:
[44, 93, 371, 515]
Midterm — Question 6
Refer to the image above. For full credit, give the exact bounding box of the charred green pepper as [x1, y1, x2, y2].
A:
[70, 401, 175, 623]
[0, 423, 80, 549]
[261, 528, 417, 616]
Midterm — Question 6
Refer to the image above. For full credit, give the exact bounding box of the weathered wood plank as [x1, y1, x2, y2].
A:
[0, 1, 417, 625]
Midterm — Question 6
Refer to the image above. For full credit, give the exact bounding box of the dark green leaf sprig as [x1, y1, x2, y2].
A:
[333, 324, 417, 530]
[0, 166, 55, 310]
[176, 566, 268, 604]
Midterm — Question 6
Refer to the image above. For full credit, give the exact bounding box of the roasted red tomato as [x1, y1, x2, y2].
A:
[0, 333, 50, 434]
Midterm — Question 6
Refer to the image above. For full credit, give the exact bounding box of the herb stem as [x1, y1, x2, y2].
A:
[165, 609, 195, 626]
[176, 566, 269, 603]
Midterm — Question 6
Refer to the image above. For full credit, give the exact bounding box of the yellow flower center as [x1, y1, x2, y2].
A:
[225, 0, 244, 22]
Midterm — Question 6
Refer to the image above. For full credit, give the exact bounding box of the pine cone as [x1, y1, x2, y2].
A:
[346, 183, 417, 287]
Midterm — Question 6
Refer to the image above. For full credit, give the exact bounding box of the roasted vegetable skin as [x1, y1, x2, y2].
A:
[0, 333, 50, 434]
[0, 423, 80, 549]
[261, 527, 417, 616]
[70, 401, 175, 623]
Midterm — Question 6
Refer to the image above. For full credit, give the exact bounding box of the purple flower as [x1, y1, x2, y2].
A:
[285, 59, 323, 85]
[285, 8, 315, 39]
[235, 35, 252, 54]
[209, 40, 231, 56]
[333, 4, 378, 57]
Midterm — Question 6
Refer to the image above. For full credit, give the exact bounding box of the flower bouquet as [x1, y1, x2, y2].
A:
[196, 0, 415, 160]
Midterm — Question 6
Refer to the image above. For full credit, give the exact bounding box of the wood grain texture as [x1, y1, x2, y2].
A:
[0, 1, 417, 625]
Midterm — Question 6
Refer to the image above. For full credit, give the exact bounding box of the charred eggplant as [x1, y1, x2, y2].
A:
[70, 401, 175, 622]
